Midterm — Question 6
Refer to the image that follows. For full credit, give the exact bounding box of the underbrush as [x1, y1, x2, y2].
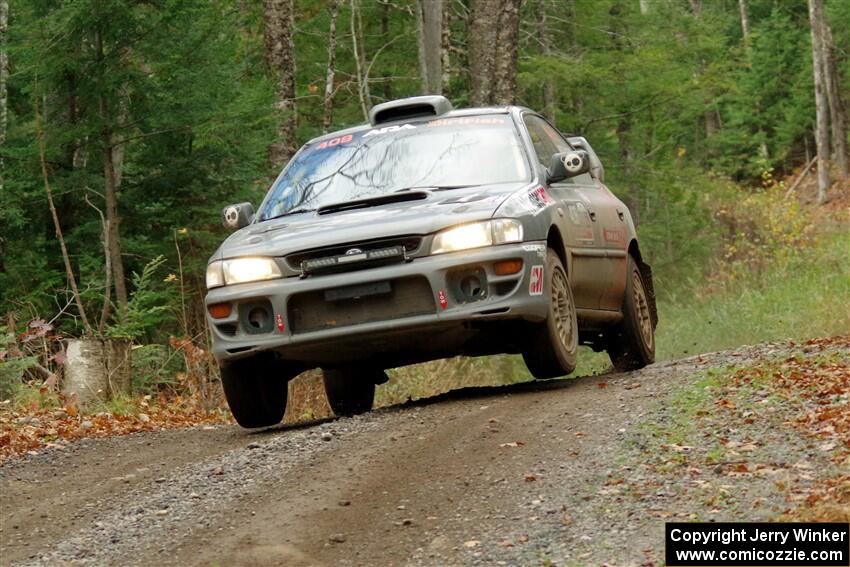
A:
[655, 190, 848, 359]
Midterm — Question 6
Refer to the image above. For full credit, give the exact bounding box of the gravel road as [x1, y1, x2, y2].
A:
[2, 340, 844, 567]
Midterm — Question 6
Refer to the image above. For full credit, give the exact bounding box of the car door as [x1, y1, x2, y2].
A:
[522, 114, 610, 311]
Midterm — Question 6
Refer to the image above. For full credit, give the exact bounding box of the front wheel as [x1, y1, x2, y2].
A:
[522, 249, 578, 379]
[606, 255, 656, 371]
[220, 353, 294, 428]
[322, 367, 381, 416]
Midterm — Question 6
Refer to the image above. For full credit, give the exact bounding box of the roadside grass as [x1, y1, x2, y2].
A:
[655, 228, 849, 361]
[630, 368, 725, 470]
[621, 337, 850, 522]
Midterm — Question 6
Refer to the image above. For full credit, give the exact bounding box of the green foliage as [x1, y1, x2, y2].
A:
[104, 256, 172, 340]
[0, 356, 37, 402]
[130, 343, 180, 394]
[0, 327, 37, 401]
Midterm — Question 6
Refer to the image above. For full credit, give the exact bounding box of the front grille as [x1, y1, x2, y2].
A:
[286, 237, 422, 274]
[288, 276, 435, 334]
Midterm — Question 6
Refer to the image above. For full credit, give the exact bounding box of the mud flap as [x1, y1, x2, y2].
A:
[638, 261, 659, 329]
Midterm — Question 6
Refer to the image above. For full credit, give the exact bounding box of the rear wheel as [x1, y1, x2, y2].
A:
[220, 353, 294, 428]
[606, 255, 655, 371]
[322, 367, 382, 416]
[522, 249, 578, 379]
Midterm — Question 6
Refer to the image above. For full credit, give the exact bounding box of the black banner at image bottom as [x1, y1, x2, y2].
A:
[665, 522, 849, 566]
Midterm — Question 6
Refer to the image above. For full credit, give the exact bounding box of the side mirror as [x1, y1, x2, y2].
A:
[547, 150, 591, 183]
[567, 136, 605, 182]
[222, 202, 254, 230]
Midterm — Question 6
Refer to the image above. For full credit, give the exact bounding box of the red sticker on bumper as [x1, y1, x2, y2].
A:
[438, 290, 448, 309]
[529, 265, 544, 296]
[275, 313, 285, 332]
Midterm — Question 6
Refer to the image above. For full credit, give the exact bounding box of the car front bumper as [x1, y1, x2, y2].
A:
[204, 241, 550, 365]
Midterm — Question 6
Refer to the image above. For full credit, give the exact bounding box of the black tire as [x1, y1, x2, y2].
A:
[607, 255, 656, 371]
[220, 353, 292, 428]
[522, 249, 579, 379]
[322, 368, 380, 416]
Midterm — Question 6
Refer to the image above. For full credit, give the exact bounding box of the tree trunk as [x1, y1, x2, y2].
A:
[380, 1, 392, 101]
[738, 0, 750, 44]
[322, 0, 339, 133]
[35, 97, 93, 336]
[537, 0, 555, 121]
[350, 0, 371, 121]
[492, 0, 522, 105]
[63, 338, 131, 408]
[0, 0, 7, 195]
[808, 0, 831, 204]
[819, 14, 848, 179]
[440, 0, 451, 94]
[264, 0, 298, 168]
[416, 0, 443, 95]
[100, 130, 128, 310]
[468, 0, 498, 106]
[95, 28, 129, 311]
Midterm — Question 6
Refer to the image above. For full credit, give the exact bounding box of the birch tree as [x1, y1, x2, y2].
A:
[322, 0, 339, 132]
[350, 0, 371, 121]
[440, 0, 451, 94]
[819, 14, 848, 179]
[737, 0, 749, 45]
[807, 0, 831, 204]
[537, 0, 555, 121]
[264, 0, 298, 168]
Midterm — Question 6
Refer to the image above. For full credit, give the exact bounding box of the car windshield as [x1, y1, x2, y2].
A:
[257, 115, 530, 221]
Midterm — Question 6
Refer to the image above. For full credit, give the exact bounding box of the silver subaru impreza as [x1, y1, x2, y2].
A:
[205, 96, 657, 427]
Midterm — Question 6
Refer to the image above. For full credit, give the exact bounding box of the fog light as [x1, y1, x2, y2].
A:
[494, 259, 523, 275]
[460, 275, 484, 299]
[208, 302, 232, 319]
[247, 307, 269, 330]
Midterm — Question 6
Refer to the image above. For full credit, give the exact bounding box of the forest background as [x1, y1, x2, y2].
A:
[0, 0, 847, 420]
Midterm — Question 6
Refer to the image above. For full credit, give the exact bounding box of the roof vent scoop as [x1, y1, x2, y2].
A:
[369, 95, 453, 126]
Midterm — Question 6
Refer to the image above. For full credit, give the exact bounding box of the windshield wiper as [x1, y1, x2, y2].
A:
[398, 184, 484, 192]
[264, 208, 316, 221]
[317, 191, 429, 216]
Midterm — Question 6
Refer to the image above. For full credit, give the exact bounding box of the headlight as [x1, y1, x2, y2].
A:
[431, 219, 523, 255]
[206, 262, 225, 289]
[205, 257, 282, 289]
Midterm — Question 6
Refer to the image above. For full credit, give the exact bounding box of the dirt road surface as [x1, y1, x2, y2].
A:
[2, 340, 846, 566]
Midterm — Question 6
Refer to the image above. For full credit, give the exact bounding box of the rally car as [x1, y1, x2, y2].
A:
[205, 96, 657, 428]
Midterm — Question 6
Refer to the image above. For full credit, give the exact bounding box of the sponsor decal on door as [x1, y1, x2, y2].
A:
[529, 265, 544, 296]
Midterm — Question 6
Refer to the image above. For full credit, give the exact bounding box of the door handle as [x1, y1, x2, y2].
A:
[589, 210, 597, 221]
[617, 209, 625, 221]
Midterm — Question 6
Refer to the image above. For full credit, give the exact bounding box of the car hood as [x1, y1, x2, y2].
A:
[215, 182, 531, 259]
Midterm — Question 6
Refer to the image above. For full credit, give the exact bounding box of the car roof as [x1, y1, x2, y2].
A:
[306, 106, 533, 145]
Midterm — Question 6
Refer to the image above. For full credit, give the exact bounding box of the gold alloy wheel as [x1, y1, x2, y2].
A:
[551, 267, 575, 350]
[632, 270, 654, 351]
